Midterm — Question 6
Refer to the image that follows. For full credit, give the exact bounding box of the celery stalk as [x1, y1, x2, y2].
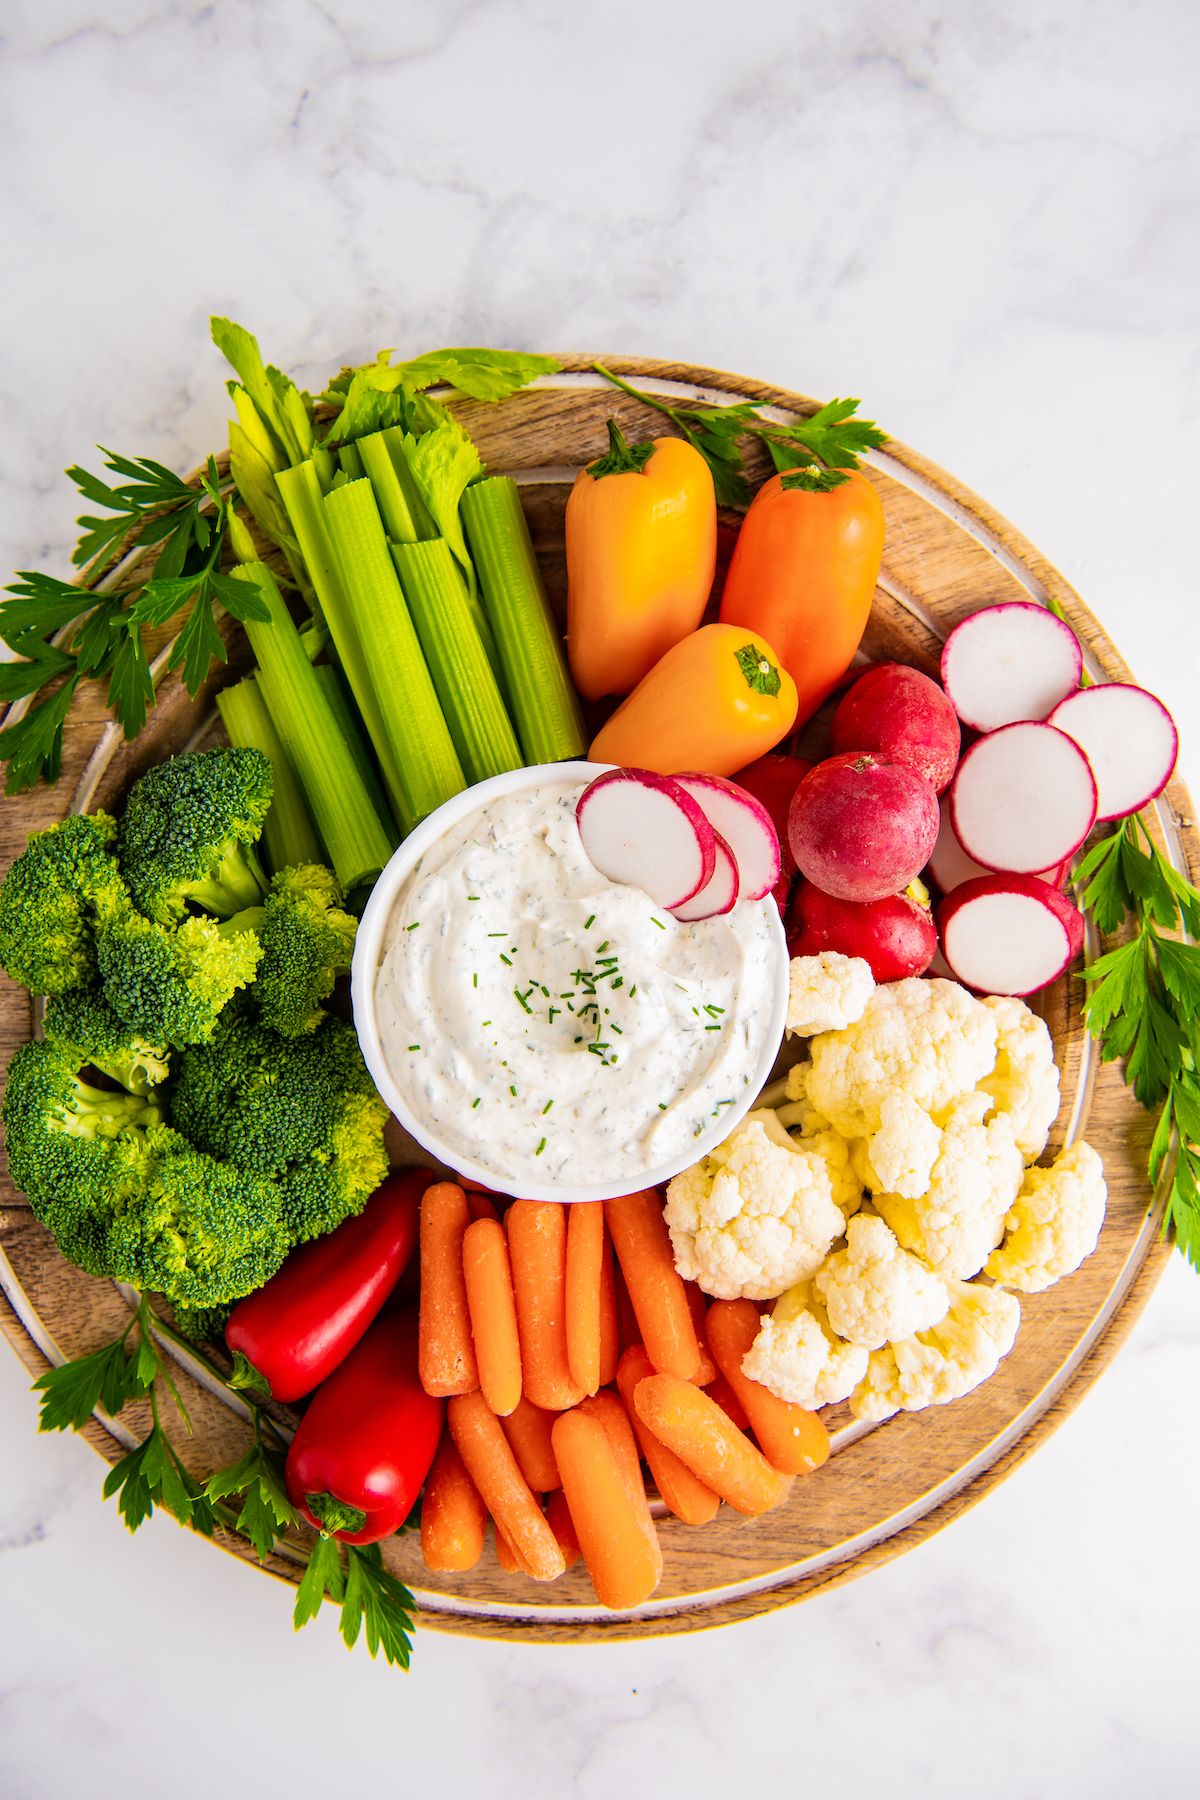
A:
[275, 460, 414, 834]
[460, 477, 586, 764]
[228, 562, 397, 890]
[339, 442, 365, 480]
[322, 480, 466, 822]
[313, 663, 398, 850]
[216, 675, 325, 873]
[358, 431, 431, 544]
[390, 538, 523, 786]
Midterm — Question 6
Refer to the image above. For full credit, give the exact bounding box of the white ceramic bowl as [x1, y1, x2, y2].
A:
[351, 761, 790, 1203]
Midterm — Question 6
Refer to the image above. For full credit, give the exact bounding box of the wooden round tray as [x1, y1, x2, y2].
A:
[0, 356, 1189, 1643]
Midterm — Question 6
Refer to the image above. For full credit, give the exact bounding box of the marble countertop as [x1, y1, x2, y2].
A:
[2, 3, 1198, 1794]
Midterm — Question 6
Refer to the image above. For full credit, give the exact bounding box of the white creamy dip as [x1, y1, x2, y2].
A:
[373, 780, 781, 1186]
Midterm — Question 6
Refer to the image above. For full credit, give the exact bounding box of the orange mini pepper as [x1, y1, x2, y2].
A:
[566, 422, 716, 702]
[719, 467, 885, 731]
[588, 623, 798, 777]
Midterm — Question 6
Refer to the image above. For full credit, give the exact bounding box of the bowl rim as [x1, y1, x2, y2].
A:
[350, 760, 790, 1202]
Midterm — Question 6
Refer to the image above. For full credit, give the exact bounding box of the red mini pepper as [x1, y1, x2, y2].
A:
[284, 1304, 444, 1544]
[225, 1167, 433, 1402]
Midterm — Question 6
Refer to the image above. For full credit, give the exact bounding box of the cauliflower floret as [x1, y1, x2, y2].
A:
[874, 1090, 1024, 1279]
[986, 1140, 1107, 1293]
[865, 1090, 943, 1199]
[806, 978, 999, 1140]
[664, 1118, 844, 1300]
[787, 952, 875, 1037]
[850, 1276, 1022, 1421]
[742, 1279, 870, 1409]
[797, 1123, 864, 1218]
[812, 1212, 950, 1349]
[977, 995, 1061, 1160]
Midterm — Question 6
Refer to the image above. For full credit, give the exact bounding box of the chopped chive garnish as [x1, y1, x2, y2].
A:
[574, 1036, 583, 1043]
[629, 984, 636, 997]
[487, 932, 506, 937]
[675, 983, 688, 992]
[472, 1097, 481, 1107]
[468, 895, 480, 900]
[535, 1138, 546, 1156]
[584, 914, 596, 929]
[473, 973, 478, 987]
[705, 1023, 721, 1031]
[540, 984, 550, 997]
[692, 1007, 699, 1016]
[499, 953, 513, 965]
[514, 988, 532, 1015]
[406, 922, 420, 931]
[658, 1103, 668, 1110]
[408, 1044, 420, 1051]
[542, 1099, 553, 1114]
[612, 977, 624, 989]
[510, 1085, 517, 1096]
[548, 1007, 559, 1021]
[612, 1024, 623, 1034]
[651, 917, 665, 929]
[716, 1098, 735, 1107]
[482, 1020, 492, 1026]
[597, 941, 610, 953]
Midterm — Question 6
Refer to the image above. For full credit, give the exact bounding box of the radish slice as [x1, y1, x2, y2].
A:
[1048, 683, 1178, 822]
[937, 873, 1085, 996]
[575, 768, 716, 908]
[950, 723, 1097, 874]
[671, 828, 740, 922]
[941, 603, 1082, 731]
[928, 793, 1073, 895]
[672, 771, 781, 902]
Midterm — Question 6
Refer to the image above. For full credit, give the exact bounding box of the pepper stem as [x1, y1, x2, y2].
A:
[307, 1491, 369, 1536]
[586, 418, 657, 479]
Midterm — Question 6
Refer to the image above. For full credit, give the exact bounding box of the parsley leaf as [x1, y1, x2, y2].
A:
[32, 1333, 148, 1432]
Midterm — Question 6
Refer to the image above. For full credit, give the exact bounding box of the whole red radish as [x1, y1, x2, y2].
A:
[733, 752, 814, 879]
[788, 753, 940, 903]
[785, 880, 937, 981]
[830, 663, 960, 794]
[937, 873, 1085, 997]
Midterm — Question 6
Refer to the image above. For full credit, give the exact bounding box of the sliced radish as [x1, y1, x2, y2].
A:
[576, 768, 716, 908]
[941, 602, 1082, 731]
[1048, 683, 1178, 822]
[672, 771, 781, 902]
[937, 874, 1085, 997]
[928, 793, 1072, 895]
[950, 723, 1097, 875]
[671, 828, 740, 922]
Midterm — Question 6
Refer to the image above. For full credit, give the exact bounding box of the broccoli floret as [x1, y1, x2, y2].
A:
[170, 1010, 389, 1244]
[171, 1299, 235, 1344]
[96, 903, 262, 1048]
[118, 747, 273, 924]
[3, 1038, 288, 1308]
[253, 863, 358, 1037]
[42, 991, 170, 1096]
[0, 812, 127, 995]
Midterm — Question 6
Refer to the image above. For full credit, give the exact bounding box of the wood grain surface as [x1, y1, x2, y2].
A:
[0, 356, 1188, 1643]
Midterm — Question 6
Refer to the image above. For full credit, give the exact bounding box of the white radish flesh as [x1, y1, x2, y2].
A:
[928, 794, 1073, 894]
[576, 768, 715, 908]
[1048, 683, 1178, 822]
[671, 828, 740, 921]
[950, 723, 1097, 874]
[941, 603, 1082, 731]
[937, 874, 1084, 997]
[672, 771, 781, 902]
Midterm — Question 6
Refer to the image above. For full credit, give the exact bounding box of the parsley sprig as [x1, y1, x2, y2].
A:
[0, 454, 270, 793]
[1078, 813, 1200, 1267]
[32, 1293, 418, 1668]
[593, 365, 886, 509]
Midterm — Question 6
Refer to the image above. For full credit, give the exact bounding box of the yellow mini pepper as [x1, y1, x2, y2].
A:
[565, 421, 716, 702]
[588, 623, 799, 777]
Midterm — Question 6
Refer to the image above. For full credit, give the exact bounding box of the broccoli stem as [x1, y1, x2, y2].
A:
[56, 1079, 164, 1140]
[185, 838, 270, 918]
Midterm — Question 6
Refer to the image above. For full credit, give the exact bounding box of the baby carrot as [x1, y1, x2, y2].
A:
[550, 1409, 661, 1610]
[447, 1390, 566, 1581]
[683, 1281, 719, 1385]
[616, 1345, 721, 1525]
[466, 1191, 501, 1223]
[507, 1200, 585, 1411]
[632, 1372, 784, 1515]
[577, 1389, 662, 1581]
[604, 1189, 700, 1379]
[706, 1370, 750, 1431]
[494, 1521, 532, 1576]
[418, 1181, 478, 1396]
[421, 1431, 487, 1571]
[612, 1254, 642, 1358]
[499, 1392, 560, 1493]
[462, 1216, 522, 1417]
[565, 1200, 605, 1396]
[544, 1488, 581, 1570]
[706, 1298, 830, 1476]
[597, 1224, 618, 1386]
